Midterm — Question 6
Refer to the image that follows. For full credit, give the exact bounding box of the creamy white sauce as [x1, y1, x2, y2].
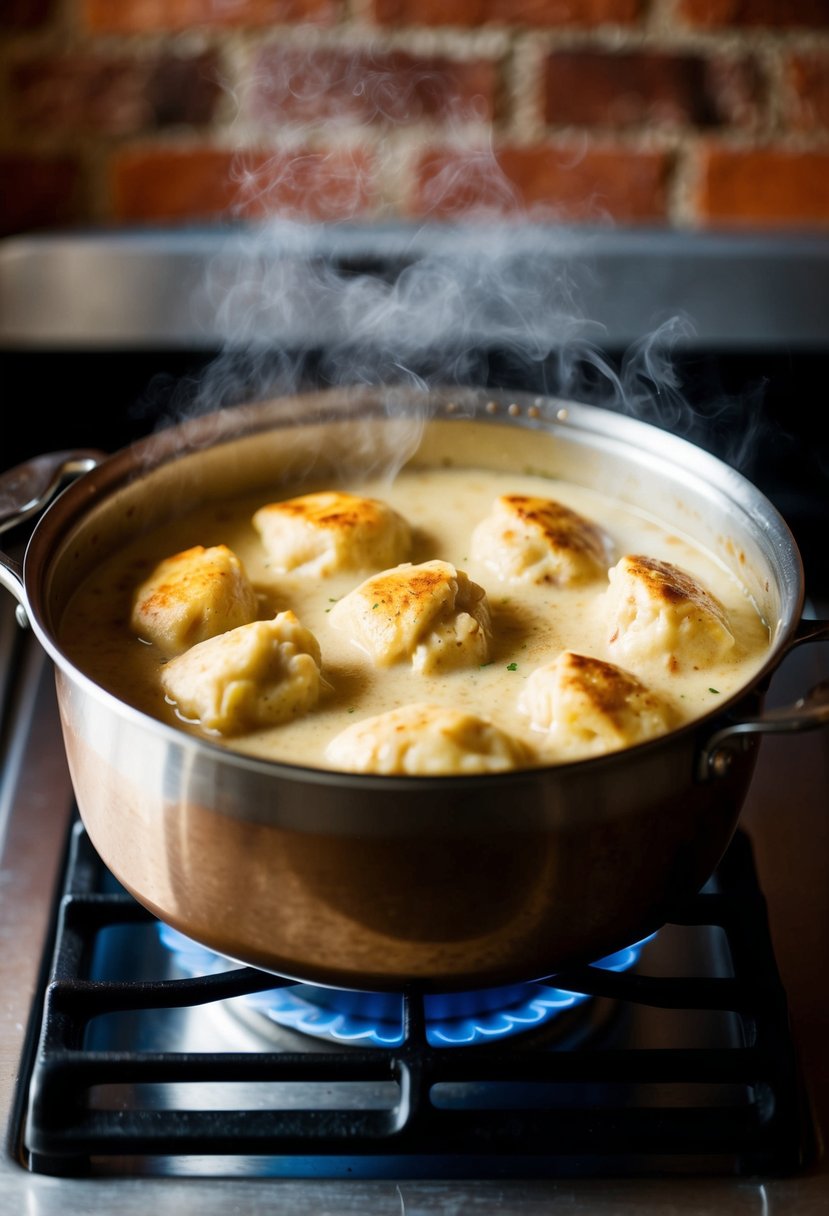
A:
[58, 463, 771, 770]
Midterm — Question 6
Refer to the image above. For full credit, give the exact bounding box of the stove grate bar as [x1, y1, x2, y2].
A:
[26, 1099, 791, 1162]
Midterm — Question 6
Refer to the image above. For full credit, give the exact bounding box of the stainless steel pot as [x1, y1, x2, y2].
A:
[2, 386, 827, 992]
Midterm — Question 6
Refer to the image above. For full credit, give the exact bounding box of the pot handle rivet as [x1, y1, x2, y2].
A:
[709, 748, 734, 779]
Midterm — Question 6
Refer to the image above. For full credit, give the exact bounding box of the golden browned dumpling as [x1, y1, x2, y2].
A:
[253, 490, 411, 576]
[469, 494, 613, 586]
[328, 559, 492, 673]
[160, 610, 324, 734]
[518, 650, 674, 758]
[324, 702, 535, 775]
[604, 554, 735, 671]
[130, 544, 259, 657]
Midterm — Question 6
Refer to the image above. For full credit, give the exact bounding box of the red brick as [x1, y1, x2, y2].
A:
[411, 144, 670, 222]
[0, 155, 82, 237]
[82, 0, 337, 33]
[111, 146, 378, 223]
[111, 149, 236, 222]
[784, 51, 829, 132]
[696, 146, 829, 227]
[9, 53, 223, 136]
[679, 1, 829, 29]
[544, 50, 763, 128]
[0, 0, 55, 29]
[372, 0, 642, 29]
[251, 47, 497, 125]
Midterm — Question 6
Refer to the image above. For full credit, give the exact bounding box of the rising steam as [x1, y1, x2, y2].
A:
[136, 41, 768, 478]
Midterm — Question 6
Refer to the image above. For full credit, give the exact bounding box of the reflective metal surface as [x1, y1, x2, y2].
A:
[8, 391, 811, 991]
[1, 225, 828, 351]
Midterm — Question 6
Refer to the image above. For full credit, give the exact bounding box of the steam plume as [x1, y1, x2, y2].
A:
[135, 41, 770, 479]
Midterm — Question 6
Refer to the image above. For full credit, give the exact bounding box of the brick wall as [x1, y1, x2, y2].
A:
[1, 0, 827, 236]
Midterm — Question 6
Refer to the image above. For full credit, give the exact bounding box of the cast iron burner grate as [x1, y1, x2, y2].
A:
[21, 819, 815, 1180]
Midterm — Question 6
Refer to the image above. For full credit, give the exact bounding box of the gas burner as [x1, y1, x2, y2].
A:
[157, 922, 656, 1047]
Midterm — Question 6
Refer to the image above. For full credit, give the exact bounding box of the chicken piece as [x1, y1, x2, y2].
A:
[253, 490, 411, 577]
[469, 494, 612, 586]
[160, 611, 324, 734]
[518, 650, 674, 758]
[325, 702, 535, 775]
[328, 559, 492, 674]
[130, 544, 259, 657]
[604, 554, 735, 670]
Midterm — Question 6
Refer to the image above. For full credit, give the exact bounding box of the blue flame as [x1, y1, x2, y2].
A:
[158, 923, 656, 1048]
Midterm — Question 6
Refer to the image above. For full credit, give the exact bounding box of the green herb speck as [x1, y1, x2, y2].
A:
[709, 687, 720, 694]
[506, 662, 518, 672]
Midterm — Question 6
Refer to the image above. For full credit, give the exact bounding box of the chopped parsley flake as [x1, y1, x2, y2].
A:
[506, 662, 518, 672]
[709, 687, 720, 694]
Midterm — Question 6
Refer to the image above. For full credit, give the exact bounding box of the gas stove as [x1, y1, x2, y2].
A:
[1, 224, 828, 1213]
[20, 808, 813, 1179]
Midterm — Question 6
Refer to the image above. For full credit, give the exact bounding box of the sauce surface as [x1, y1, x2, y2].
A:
[57, 462, 771, 770]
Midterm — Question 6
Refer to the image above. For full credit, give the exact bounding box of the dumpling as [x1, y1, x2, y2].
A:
[518, 650, 674, 758]
[328, 559, 492, 673]
[160, 610, 324, 734]
[130, 543, 259, 656]
[325, 702, 535, 775]
[252, 490, 411, 576]
[604, 554, 735, 670]
[469, 494, 613, 585]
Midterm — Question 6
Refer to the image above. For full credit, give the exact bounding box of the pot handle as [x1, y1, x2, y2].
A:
[698, 617, 829, 780]
[0, 449, 103, 616]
